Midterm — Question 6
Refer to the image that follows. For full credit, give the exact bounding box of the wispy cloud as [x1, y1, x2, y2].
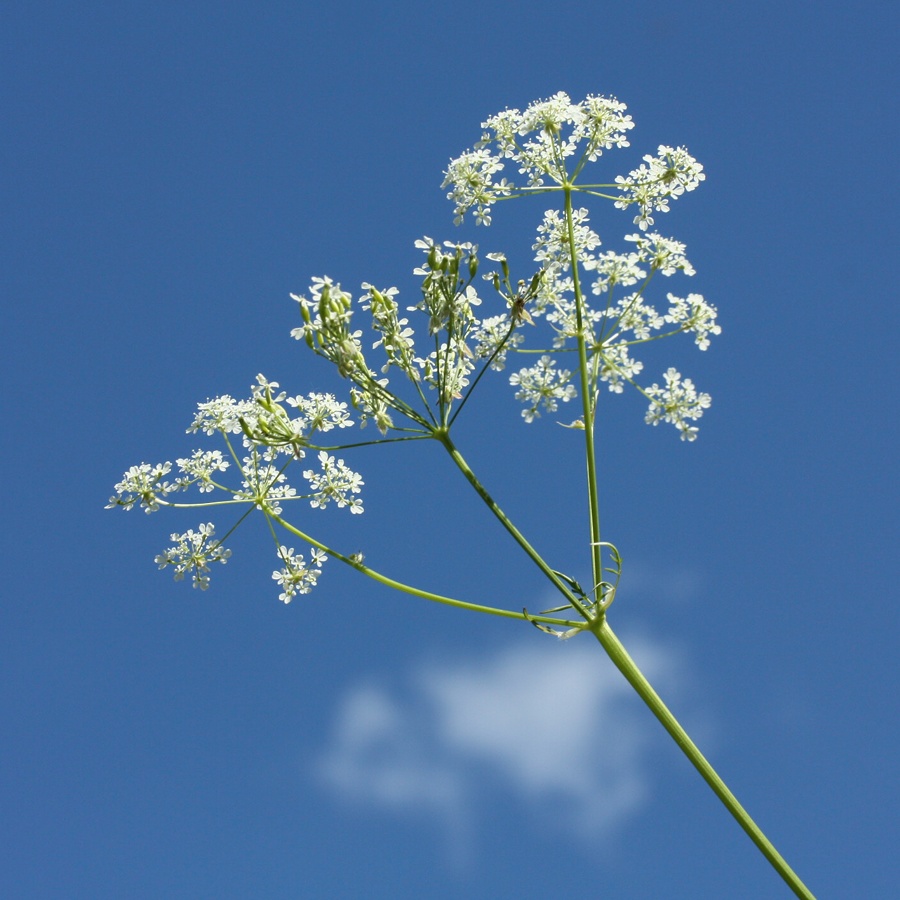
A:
[315, 633, 689, 855]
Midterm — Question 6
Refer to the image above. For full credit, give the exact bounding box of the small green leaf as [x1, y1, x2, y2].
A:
[551, 569, 586, 598]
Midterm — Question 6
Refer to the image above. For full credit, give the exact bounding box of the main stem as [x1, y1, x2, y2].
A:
[593, 617, 815, 899]
[438, 426, 813, 895]
[435, 427, 813, 895]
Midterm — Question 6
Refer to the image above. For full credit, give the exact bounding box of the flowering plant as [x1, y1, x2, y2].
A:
[109, 92, 813, 898]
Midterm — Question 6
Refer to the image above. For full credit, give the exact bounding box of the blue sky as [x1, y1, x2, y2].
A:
[2, 2, 897, 897]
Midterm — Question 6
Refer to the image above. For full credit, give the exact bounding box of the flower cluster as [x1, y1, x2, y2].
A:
[237, 376, 356, 459]
[470, 314, 523, 370]
[289, 238, 523, 424]
[188, 394, 259, 437]
[443, 92, 635, 225]
[515, 203, 719, 431]
[597, 343, 645, 394]
[236, 458, 298, 514]
[441, 149, 511, 225]
[284, 220, 717, 436]
[534, 208, 602, 269]
[361, 283, 415, 376]
[174, 449, 230, 492]
[272, 546, 328, 603]
[109, 375, 366, 598]
[443, 91, 702, 235]
[624, 232, 696, 277]
[154, 523, 231, 590]
[435, 92, 716, 436]
[615, 145, 706, 232]
[665, 293, 721, 350]
[303, 451, 364, 514]
[291, 278, 368, 381]
[291, 278, 398, 432]
[107, 462, 178, 513]
[509, 355, 577, 422]
[644, 368, 712, 441]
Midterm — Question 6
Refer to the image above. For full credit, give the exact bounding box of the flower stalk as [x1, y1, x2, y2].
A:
[564, 184, 605, 599]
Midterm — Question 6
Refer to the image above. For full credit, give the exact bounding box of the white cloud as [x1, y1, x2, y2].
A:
[317, 681, 466, 818]
[315, 633, 687, 852]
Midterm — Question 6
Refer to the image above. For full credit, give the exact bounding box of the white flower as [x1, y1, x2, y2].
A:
[509, 92, 583, 182]
[175, 449, 229, 492]
[471, 314, 522, 370]
[409, 239, 482, 336]
[528, 267, 571, 319]
[509, 355, 577, 422]
[272, 546, 327, 603]
[237, 456, 298, 514]
[589, 251, 646, 294]
[154, 523, 231, 590]
[441, 148, 511, 225]
[644, 367, 711, 440]
[533, 208, 601, 270]
[251, 373, 286, 403]
[539, 281, 606, 348]
[665, 293, 721, 350]
[615, 146, 705, 231]
[578, 94, 634, 161]
[416, 339, 477, 404]
[349, 382, 394, 434]
[517, 90, 581, 136]
[107, 461, 178, 513]
[303, 451, 364, 514]
[609, 294, 664, 340]
[361, 283, 417, 376]
[285, 392, 354, 433]
[447, 94, 702, 241]
[291, 278, 371, 381]
[473, 92, 634, 192]
[188, 395, 258, 436]
[625, 232, 695, 276]
[598, 344, 644, 393]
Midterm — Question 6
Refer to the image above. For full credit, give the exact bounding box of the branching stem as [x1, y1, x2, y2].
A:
[434, 429, 592, 619]
[268, 511, 581, 627]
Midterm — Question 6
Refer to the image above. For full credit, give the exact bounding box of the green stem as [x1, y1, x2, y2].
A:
[563, 186, 604, 597]
[592, 617, 816, 900]
[449, 321, 517, 428]
[435, 430, 592, 619]
[268, 511, 580, 628]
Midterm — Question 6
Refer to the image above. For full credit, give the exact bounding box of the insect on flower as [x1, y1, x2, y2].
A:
[510, 270, 544, 326]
